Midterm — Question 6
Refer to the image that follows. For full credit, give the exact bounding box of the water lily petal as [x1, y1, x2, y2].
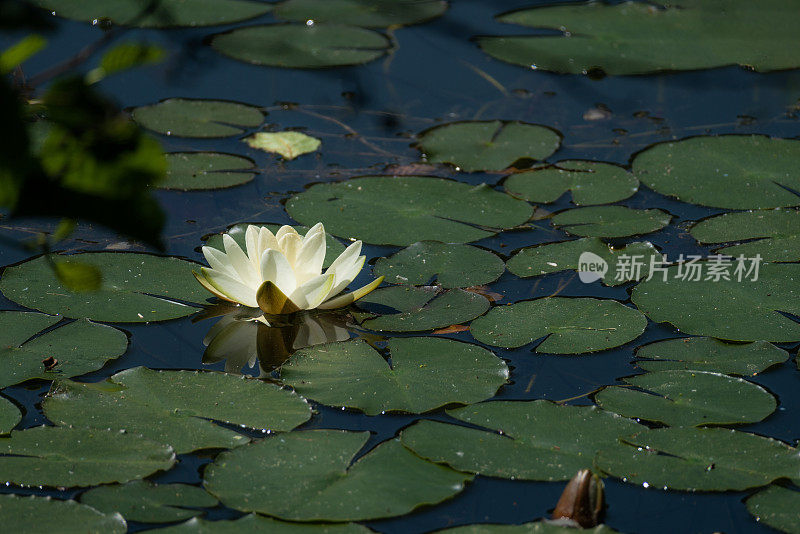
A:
[200, 267, 259, 307]
[294, 228, 326, 283]
[329, 256, 366, 297]
[257, 226, 280, 258]
[223, 234, 260, 288]
[256, 280, 301, 315]
[278, 232, 303, 269]
[260, 249, 297, 295]
[202, 246, 237, 277]
[290, 272, 335, 310]
[245, 225, 261, 271]
[318, 276, 384, 310]
[275, 225, 299, 242]
[327, 240, 362, 275]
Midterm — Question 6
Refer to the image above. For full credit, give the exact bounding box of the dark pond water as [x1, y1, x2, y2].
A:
[1, 1, 800, 532]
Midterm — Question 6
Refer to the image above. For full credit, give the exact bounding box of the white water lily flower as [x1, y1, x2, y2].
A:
[194, 223, 383, 315]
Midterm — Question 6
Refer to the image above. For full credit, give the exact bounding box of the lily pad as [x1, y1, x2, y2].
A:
[746, 485, 800, 534]
[632, 136, 800, 209]
[631, 263, 800, 342]
[161, 152, 257, 191]
[210, 24, 391, 68]
[0, 425, 174, 487]
[286, 176, 533, 245]
[437, 523, 618, 533]
[505, 161, 638, 205]
[506, 238, 660, 286]
[43, 367, 311, 453]
[34, 0, 271, 28]
[477, 1, 800, 75]
[244, 131, 321, 160]
[160, 515, 372, 533]
[401, 401, 642, 481]
[274, 0, 447, 28]
[635, 337, 789, 376]
[596, 427, 800, 491]
[415, 121, 561, 172]
[280, 337, 507, 415]
[80, 481, 218, 523]
[690, 209, 800, 262]
[0, 396, 20, 433]
[0, 311, 128, 388]
[373, 241, 505, 288]
[203, 223, 346, 270]
[204, 430, 472, 521]
[0, 252, 208, 323]
[0, 494, 126, 533]
[132, 98, 264, 138]
[595, 370, 776, 427]
[551, 206, 671, 238]
[470, 297, 646, 353]
[357, 286, 490, 332]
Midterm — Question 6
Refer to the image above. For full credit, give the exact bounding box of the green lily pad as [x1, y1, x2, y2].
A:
[505, 161, 638, 205]
[203, 223, 346, 270]
[470, 297, 646, 353]
[0, 425, 174, 487]
[204, 430, 472, 521]
[373, 241, 505, 288]
[0, 396, 20, 433]
[0, 495, 126, 533]
[506, 238, 660, 286]
[596, 427, 800, 491]
[161, 152, 257, 191]
[244, 131, 321, 160]
[690, 209, 800, 262]
[401, 401, 642, 481]
[0, 311, 128, 388]
[43, 367, 311, 453]
[437, 523, 618, 533]
[631, 263, 800, 342]
[551, 206, 671, 238]
[746, 485, 800, 534]
[286, 176, 533, 245]
[80, 481, 217, 523]
[0, 252, 208, 323]
[160, 515, 372, 533]
[415, 121, 561, 172]
[210, 24, 391, 68]
[632, 136, 800, 209]
[34, 0, 271, 28]
[274, 0, 447, 28]
[132, 98, 264, 138]
[595, 370, 776, 427]
[477, 1, 800, 75]
[635, 337, 789, 376]
[280, 337, 507, 415]
[357, 286, 490, 332]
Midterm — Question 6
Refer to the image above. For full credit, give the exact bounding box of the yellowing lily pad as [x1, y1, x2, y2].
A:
[0, 494, 126, 533]
[505, 161, 638, 205]
[0, 425, 175, 487]
[286, 176, 533, 245]
[595, 370, 776, 427]
[280, 337, 507, 415]
[43, 367, 311, 453]
[274, 0, 447, 28]
[478, 1, 800, 75]
[373, 241, 505, 288]
[415, 120, 561, 172]
[244, 131, 321, 160]
[132, 98, 264, 138]
[162, 152, 257, 191]
[552, 206, 671, 238]
[204, 430, 472, 521]
[470, 297, 646, 353]
[633, 135, 800, 209]
[0, 252, 208, 323]
[210, 23, 391, 68]
[634, 337, 789, 376]
[401, 401, 642, 481]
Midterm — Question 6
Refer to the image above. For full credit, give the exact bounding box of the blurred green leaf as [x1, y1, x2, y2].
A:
[0, 34, 46, 73]
[86, 42, 165, 84]
[53, 259, 103, 292]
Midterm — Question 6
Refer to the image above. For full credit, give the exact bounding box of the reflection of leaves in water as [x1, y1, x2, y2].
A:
[200, 306, 351, 375]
